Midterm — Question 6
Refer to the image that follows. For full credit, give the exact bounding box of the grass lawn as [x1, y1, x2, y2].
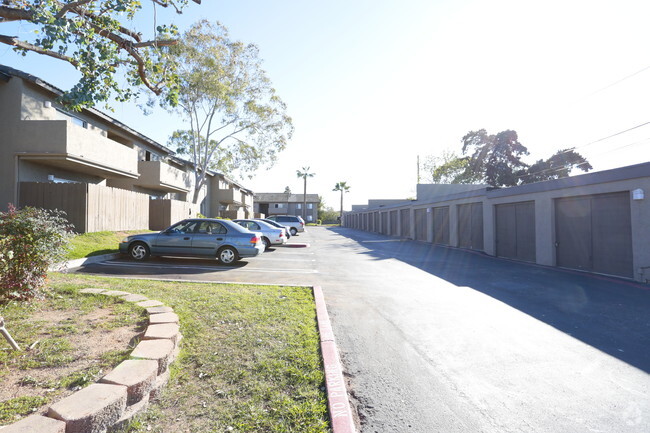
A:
[66, 230, 153, 260]
[49, 273, 330, 433]
[0, 286, 145, 424]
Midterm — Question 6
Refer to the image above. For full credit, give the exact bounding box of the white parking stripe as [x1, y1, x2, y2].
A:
[101, 261, 318, 274]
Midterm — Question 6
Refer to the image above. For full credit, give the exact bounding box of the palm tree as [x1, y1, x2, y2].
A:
[296, 167, 315, 220]
[333, 181, 350, 223]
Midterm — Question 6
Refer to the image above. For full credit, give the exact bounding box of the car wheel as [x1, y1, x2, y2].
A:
[129, 242, 150, 261]
[262, 237, 271, 251]
[218, 246, 238, 264]
[290, 227, 298, 236]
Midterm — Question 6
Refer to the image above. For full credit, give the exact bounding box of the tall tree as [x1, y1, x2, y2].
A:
[421, 150, 482, 184]
[333, 181, 350, 221]
[168, 20, 293, 204]
[296, 167, 314, 220]
[0, 0, 200, 110]
[284, 186, 291, 194]
[461, 129, 530, 187]
[519, 149, 592, 183]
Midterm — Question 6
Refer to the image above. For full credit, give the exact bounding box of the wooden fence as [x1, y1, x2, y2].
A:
[149, 199, 197, 230]
[19, 182, 149, 233]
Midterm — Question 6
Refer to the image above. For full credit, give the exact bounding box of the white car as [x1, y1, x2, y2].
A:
[233, 219, 287, 250]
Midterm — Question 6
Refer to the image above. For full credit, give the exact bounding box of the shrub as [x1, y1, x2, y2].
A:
[0, 205, 74, 301]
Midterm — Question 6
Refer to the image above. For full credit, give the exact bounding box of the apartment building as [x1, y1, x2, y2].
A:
[0, 65, 254, 231]
[254, 193, 320, 222]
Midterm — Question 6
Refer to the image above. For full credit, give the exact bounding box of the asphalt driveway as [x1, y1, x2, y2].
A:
[71, 227, 650, 433]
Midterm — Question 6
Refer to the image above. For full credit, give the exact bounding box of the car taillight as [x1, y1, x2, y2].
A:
[250, 235, 260, 244]
[279, 232, 284, 237]
[300, 222, 304, 227]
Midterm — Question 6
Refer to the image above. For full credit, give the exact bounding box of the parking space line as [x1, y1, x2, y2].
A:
[100, 261, 319, 274]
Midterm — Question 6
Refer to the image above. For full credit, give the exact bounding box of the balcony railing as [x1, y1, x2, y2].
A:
[16, 120, 138, 177]
[137, 161, 192, 192]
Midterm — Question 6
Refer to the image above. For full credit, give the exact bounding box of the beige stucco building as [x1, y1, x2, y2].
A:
[0, 65, 254, 231]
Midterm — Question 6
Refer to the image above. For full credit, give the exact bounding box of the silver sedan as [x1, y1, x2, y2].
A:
[233, 219, 287, 250]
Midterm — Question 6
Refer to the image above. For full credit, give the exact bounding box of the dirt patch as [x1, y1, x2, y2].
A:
[0, 305, 144, 422]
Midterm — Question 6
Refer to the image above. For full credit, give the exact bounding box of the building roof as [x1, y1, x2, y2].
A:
[255, 193, 320, 202]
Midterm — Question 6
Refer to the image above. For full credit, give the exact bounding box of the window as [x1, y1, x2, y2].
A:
[307, 203, 313, 209]
[196, 221, 227, 234]
[56, 109, 88, 128]
[307, 215, 313, 222]
[274, 203, 285, 209]
[169, 221, 198, 234]
[296, 203, 302, 209]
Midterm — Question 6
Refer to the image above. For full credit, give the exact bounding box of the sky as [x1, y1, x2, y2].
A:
[2, 0, 650, 210]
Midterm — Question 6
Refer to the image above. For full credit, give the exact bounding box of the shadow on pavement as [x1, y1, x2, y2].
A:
[328, 227, 650, 373]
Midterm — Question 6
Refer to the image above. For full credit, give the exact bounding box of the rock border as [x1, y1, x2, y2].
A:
[0, 288, 181, 433]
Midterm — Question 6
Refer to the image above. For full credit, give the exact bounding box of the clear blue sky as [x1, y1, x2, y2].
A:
[2, 0, 650, 210]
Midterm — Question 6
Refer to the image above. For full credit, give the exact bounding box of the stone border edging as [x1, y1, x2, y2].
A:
[0, 288, 181, 433]
[313, 286, 357, 433]
[51, 253, 123, 272]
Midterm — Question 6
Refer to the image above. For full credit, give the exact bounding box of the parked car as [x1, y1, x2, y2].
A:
[255, 218, 292, 239]
[119, 218, 264, 264]
[233, 219, 287, 250]
[266, 215, 305, 236]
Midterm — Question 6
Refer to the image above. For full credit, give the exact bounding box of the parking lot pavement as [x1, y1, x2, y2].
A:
[71, 236, 321, 285]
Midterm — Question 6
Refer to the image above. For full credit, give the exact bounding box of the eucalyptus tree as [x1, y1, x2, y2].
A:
[168, 20, 293, 204]
[0, 0, 200, 110]
[333, 181, 350, 220]
[296, 167, 314, 220]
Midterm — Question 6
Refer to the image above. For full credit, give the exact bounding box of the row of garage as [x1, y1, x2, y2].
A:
[344, 163, 650, 282]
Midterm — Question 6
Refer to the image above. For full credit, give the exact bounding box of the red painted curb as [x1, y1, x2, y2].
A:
[313, 286, 356, 433]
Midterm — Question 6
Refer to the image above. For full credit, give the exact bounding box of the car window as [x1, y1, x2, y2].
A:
[278, 216, 288, 222]
[251, 222, 260, 230]
[196, 221, 227, 235]
[170, 221, 198, 234]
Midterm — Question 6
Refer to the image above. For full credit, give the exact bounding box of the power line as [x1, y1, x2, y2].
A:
[580, 64, 650, 101]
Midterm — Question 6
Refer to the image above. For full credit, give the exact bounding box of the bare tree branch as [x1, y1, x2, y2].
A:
[55, 0, 95, 19]
[0, 34, 78, 66]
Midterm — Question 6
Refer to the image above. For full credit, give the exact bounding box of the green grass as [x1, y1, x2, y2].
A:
[49, 273, 330, 433]
[0, 287, 145, 424]
[66, 230, 153, 260]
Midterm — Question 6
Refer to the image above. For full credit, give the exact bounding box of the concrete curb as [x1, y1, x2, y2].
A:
[313, 286, 357, 433]
[0, 288, 181, 433]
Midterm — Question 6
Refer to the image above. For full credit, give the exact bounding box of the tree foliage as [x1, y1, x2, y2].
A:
[0, 205, 73, 301]
[169, 20, 293, 203]
[333, 181, 350, 219]
[0, 0, 200, 110]
[425, 129, 592, 188]
[462, 129, 530, 187]
[421, 150, 481, 184]
[519, 148, 593, 183]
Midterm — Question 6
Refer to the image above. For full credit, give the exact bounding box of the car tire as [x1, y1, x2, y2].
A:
[129, 242, 150, 261]
[290, 227, 298, 236]
[262, 237, 271, 251]
[217, 246, 238, 264]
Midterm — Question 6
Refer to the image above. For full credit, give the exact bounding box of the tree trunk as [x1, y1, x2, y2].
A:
[303, 176, 307, 220]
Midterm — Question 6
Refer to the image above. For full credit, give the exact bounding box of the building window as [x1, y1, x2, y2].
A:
[296, 203, 302, 209]
[274, 203, 285, 209]
[307, 203, 313, 209]
[307, 215, 313, 222]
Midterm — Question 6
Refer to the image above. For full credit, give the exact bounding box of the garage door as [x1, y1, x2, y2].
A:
[555, 192, 632, 278]
[390, 210, 398, 235]
[400, 209, 411, 237]
[414, 209, 428, 241]
[496, 201, 536, 262]
[432, 206, 450, 245]
[381, 212, 388, 234]
[458, 202, 483, 250]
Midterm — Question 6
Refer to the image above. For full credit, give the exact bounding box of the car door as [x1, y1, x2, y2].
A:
[153, 220, 198, 256]
[191, 221, 227, 256]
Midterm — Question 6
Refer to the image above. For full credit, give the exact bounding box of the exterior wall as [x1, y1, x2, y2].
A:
[343, 164, 650, 283]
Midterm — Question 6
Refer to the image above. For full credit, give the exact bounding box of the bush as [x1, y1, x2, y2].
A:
[0, 205, 74, 301]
